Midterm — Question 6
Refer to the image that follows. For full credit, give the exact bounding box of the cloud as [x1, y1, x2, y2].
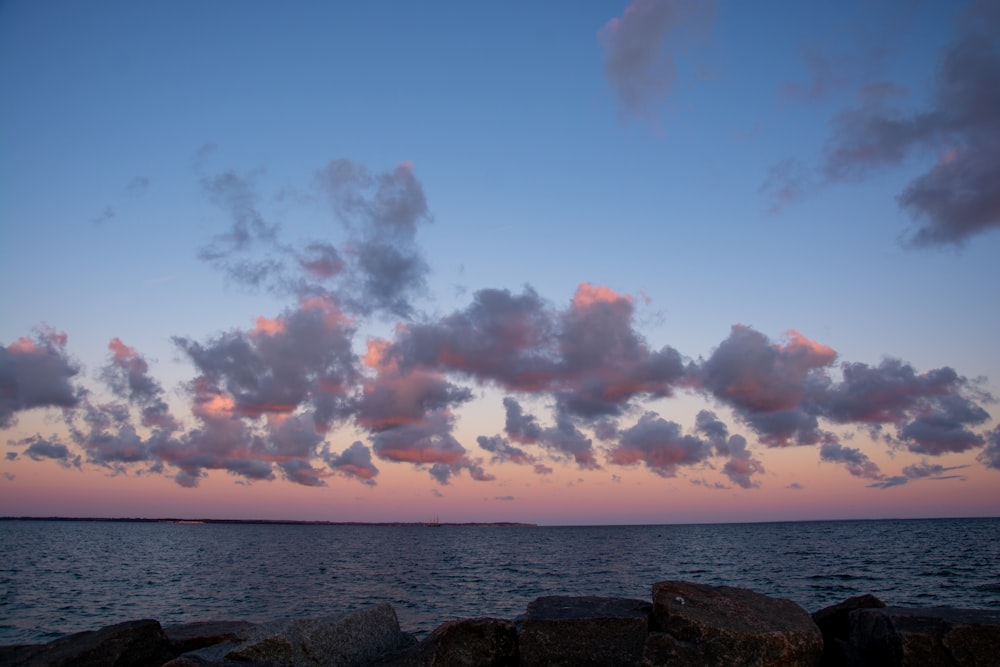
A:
[315, 160, 431, 317]
[694, 410, 763, 488]
[174, 295, 358, 431]
[821, 2, 1000, 246]
[0, 327, 81, 428]
[388, 284, 685, 419]
[277, 459, 327, 487]
[696, 326, 836, 446]
[820, 442, 883, 480]
[323, 440, 379, 486]
[126, 176, 150, 195]
[23, 436, 79, 468]
[503, 397, 544, 444]
[901, 459, 968, 481]
[102, 338, 179, 431]
[609, 412, 712, 477]
[978, 426, 1000, 470]
[476, 434, 535, 465]
[599, 0, 715, 118]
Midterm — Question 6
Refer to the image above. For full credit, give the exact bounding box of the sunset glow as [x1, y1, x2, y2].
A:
[1, 0, 998, 525]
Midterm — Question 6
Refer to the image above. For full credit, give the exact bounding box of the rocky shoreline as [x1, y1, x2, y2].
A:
[2, 580, 998, 666]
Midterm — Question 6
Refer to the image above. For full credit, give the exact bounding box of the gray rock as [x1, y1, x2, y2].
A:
[208, 603, 410, 666]
[163, 620, 258, 655]
[518, 595, 652, 667]
[0, 619, 173, 667]
[811, 594, 885, 666]
[646, 580, 822, 667]
[848, 606, 1000, 667]
[373, 617, 516, 666]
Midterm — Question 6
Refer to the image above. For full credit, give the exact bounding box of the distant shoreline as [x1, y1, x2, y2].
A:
[0, 516, 538, 527]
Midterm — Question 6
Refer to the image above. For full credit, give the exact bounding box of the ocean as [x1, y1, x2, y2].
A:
[1, 517, 998, 645]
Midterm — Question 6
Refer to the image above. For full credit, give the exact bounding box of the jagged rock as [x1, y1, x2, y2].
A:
[847, 606, 1000, 667]
[517, 595, 652, 667]
[373, 617, 516, 666]
[812, 594, 885, 666]
[163, 620, 257, 655]
[646, 580, 822, 667]
[0, 619, 173, 667]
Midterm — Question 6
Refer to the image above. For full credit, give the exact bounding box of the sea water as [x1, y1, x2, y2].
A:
[1, 517, 998, 645]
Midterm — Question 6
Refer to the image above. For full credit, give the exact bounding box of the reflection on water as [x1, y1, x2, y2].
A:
[1, 517, 997, 644]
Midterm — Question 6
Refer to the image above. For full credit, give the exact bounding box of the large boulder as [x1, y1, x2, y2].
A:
[811, 594, 885, 666]
[163, 620, 257, 656]
[373, 617, 517, 666]
[172, 604, 414, 666]
[847, 606, 1000, 666]
[645, 580, 823, 667]
[0, 619, 173, 667]
[517, 595, 652, 667]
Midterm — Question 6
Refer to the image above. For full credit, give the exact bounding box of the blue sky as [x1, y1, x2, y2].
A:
[2, 0, 998, 523]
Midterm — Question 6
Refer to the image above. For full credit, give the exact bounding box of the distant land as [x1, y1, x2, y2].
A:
[0, 516, 537, 527]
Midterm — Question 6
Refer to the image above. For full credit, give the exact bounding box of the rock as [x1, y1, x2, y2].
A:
[163, 620, 257, 655]
[373, 617, 516, 666]
[0, 619, 173, 667]
[646, 580, 823, 667]
[205, 603, 412, 666]
[811, 594, 885, 666]
[517, 595, 652, 667]
[847, 606, 1000, 667]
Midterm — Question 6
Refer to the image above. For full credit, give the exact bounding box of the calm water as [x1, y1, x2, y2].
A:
[1, 518, 998, 645]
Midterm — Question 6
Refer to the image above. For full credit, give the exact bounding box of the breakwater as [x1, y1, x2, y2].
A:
[3, 580, 999, 666]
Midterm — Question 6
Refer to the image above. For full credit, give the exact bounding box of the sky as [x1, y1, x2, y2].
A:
[1, 0, 999, 526]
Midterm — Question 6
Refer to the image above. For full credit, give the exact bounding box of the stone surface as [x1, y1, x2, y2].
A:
[163, 620, 257, 655]
[848, 606, 1000, 667]
[517, 595, 652, 667]
[0, 619, 173, 667]
[647, 580, 822, 667]
[373, 617, 517, 666]
[205, 603, 412, 666]
[811, 594, 885, 666]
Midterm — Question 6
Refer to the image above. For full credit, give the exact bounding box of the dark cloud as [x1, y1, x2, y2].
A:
[901, 459, 969, 480]
[868, 475, 909, 489]
[822, 359, 962, 425]
[1, 328, 81, 428]
[609, 412, 712, 477]
[820, 442, 883, 480]
[24, 436, 77, 468]
[697, 326, 836, 446]
[599, 0, 715, 117]
[297, 242, 344, 279]
[174, 295, 358, 430]
[277, 459, 326, 487]
[358, 347, 472, 432]
[978, 426, 1000, 469]
[694, 410, 763, 488]
[315, 160, 431, 317]
[503, 397, 544, 445]
[388, 284, 685, 419]
[539, 412, 600, 470]
[323, 440, 379, 486]
[389, 287, 558, 393]
[102, 338, 178, 431]
[898, 394, 989, 455]
[822, 2, 1000, 245]
[555, 284, 685, 418]
[371, 410, 466, 466]
[476, 434, 535, 465]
